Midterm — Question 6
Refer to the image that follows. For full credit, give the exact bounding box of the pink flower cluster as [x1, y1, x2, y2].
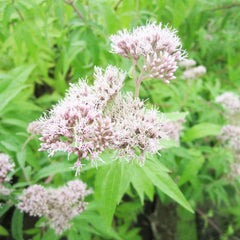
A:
[39, 66, 122, 168]
[215, 92, 240, 115]
[0, 153, 15, 196]
[216, 92, 240, 177]
[38, 66, 175, 167]
[36, 23, 187, 170]
[17, 179, 92, 235]
[0, 153, 14, 184]
[110, 22, 185, 83]
[105, 93, 168, 163]
[162, 117, 186, 143]
[219, 125, 240, 152]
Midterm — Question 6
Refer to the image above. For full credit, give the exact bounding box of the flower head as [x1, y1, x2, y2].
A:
[219, 125, 240, 152]
[162, 116, 186, 143]
[182, 65, 206, 80]
[110, 22, 185, 83]
[215, 92, 240, 115]
[38, 66, 123, 168]
[105, 93, 168, 164]
[179, 59, 196, 69]
[17, 179, 92, 235]
[0, 153, 14, 183]
[27, 121, 45, 135]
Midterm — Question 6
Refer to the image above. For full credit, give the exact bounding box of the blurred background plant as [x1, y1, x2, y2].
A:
[0, 0, 240, 239]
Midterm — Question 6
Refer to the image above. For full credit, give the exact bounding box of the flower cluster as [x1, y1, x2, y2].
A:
[110, 22, 185, 84]
[0, 153, 15, 196]
[17, 179, 92, 234]
[215, 92, 240, 115]
[179, 58, 206, 80]
[0, 153, 14, 183]
[219, 125, 240, 178]
[105, 93, 168, 163]
[219, 125, 240, 152]
[216, 92, 240, 177]
[36, 22, 186, 170]
[181, 66, 206, 80]
[38, 63, 174, 169]
[27, 121, 46, 136]
[178, 59, 196, 69]
[162, 117, 186, 143]
[39, 66, 123, 169]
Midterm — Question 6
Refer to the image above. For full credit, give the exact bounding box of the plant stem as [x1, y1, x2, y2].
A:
[64, 0, 85, 22]
[196, 208, 223, 234]
[44, 175, 54, 184]
[133, 62, 140, 98]
[114, 0, 123, 11]
[208, 3, 240, 11]
[135, 80, 140, 99]
[12, 0, 24, 21]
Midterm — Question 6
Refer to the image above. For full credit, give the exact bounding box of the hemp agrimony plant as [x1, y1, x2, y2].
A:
[2, 22, 192, 236]
[34, 22, 186, 173]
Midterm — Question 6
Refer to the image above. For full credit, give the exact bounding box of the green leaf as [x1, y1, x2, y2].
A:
[33, 162, 73, 181]
[11, 208, 24, 240]
[182, 123, 222, 142]
[131, 165, 154, 204]
[63, 40, 85, 77]
[76, 206, 121, 240]
[159, 139, 179, 149]
[0, 225, 9, 236]
[95, 161, 130, 227]
[0, 65, 35, 113]
[83, 28, 99, 64]
[16, 150, 26, 169]
[178, 149, 205, 186]
[97, 2, 121, 34]
[0, 204, 10, 218]
[164, 112, 188, 121]
[143, 159, 193, 213]
[117, 163, 132, 203]
[41, 229, 59, 240]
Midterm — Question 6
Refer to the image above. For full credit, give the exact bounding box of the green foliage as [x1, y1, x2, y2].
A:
[0, 0, 240, 239]
[11, 209, 24, 240]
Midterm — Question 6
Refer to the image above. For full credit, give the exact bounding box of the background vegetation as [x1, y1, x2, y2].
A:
[0, 0, 240, 239]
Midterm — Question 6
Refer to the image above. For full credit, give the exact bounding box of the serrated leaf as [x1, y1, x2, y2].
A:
[159, 139, 179, 149]
[95, 161, 130, 228]
[143, 160, 193, 213]
[100, 162, 122, 227]
[11, 208, 24, 240]
[117, 163, 132, 203]
[76, 209, 121, 240]
[0, 65, 35, 113]
[178, 150, 204, 186]
[131, 165, 154, 204]
[183, 123, 222, 142]
[63, 40, 85, 76]
[164, 112, 188, 121]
